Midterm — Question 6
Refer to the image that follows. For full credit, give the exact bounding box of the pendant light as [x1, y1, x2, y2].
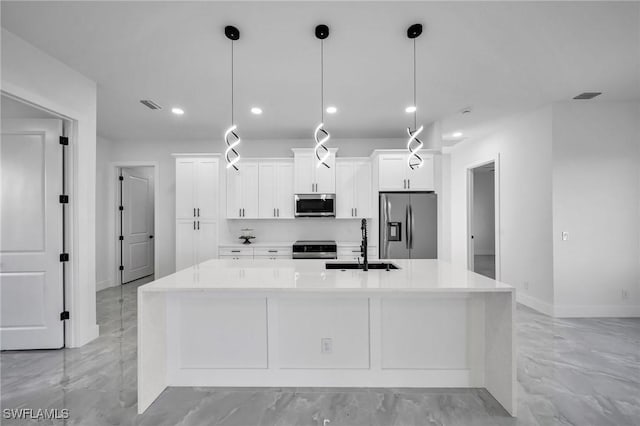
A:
[313, 24, 331, 169]
[224, 25, 241, 171]
[406, 23, 424, 170]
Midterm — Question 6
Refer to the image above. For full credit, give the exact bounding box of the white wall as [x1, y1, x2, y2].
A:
[552, 101, 640, 317]
[448, 107, 554, 314]
[96, 136, 113, 290]
[473, 169, 496, 256]
[98, 137, 409, 280]
[2, 29, 99, 347]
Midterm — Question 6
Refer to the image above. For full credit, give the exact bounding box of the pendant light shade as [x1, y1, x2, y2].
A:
[224, 25, 241, 170]
[406, 23, 424, 170]
[313, 24, 331, 169]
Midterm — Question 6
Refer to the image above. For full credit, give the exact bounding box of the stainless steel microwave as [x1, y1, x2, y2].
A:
[294, 194, 336, 217]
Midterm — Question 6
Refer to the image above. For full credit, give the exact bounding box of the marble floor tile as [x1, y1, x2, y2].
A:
[1, 282, 639, 426]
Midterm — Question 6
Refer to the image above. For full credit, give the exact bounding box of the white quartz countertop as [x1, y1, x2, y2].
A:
[140, 259, 513, 294]
[219, 242, 294, 248]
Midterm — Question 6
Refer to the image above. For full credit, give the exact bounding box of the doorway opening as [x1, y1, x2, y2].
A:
[467, 160, 499, 279]
[0, 94, 72, 349]
[117, 166, 156, 285]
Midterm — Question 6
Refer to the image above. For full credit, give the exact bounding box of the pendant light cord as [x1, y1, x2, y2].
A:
[231, 40, 235, 125]
[413, 38, 417, 131]
[321, 39, 325, 123]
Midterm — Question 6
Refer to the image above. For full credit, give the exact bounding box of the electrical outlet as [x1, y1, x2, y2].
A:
[321, 338, 333, 354]
[524, 281, 530, 290]
[622, 289, 629, 300]
[562, 232, 569, 241]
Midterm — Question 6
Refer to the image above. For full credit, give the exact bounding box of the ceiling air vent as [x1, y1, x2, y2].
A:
[140, 99, 162, 110]
[573, 92, 602, 100]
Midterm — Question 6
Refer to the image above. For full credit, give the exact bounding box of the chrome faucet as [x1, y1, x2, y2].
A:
[361, 219, 369, 271]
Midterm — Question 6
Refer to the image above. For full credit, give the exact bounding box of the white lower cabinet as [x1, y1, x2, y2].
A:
[176, 219, 218, 270]
[219, 245, 293, 260]
[337, 245, 378, 261]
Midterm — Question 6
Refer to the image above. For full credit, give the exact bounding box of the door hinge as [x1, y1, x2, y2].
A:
[119, 235, 124, 241]
[60, 253, 69, 262]
[59, 195, 69, 204]
[119, 265, 124, 271]
[60, 311, 70, 321]
[59, 136, 69, 146]
[119, 206, 124, 211]
[118, 176, 124, 181]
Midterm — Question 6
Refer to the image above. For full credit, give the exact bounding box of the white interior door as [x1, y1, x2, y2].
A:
[121, 167, 154, 283]
[1, 119, 64, 349]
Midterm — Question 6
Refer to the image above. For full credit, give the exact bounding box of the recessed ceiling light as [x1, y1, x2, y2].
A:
[405, 106, 417, 113]
[326, 106, 337, 114]
[171, 107, 184, 115]
[452, 131, 463, 138]
[251, 107, 263, 115]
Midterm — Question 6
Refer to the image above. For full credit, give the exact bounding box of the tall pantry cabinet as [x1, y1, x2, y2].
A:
[174, 155, 219, 271]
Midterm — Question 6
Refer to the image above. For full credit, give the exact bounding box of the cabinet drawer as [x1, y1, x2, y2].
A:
[219, 247, 254, 256]
[219, 254, 253, 260]
[338, 246, 378, 257]
[254, 255, 291, 260]
[254, 247, 293, 257]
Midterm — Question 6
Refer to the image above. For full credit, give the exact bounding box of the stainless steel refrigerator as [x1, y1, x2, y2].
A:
[379, 192, 437, 259]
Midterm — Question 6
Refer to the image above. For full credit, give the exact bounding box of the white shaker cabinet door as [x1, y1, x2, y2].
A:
[294, 152, 315, 193]
[176, 219, 196, 270]
[240, 162, 260, 218]
[406, 154, 435, 191]
[354, 161, 372, 218]
[226, 168, 243, 218]
[378, 154, 407, 191]
[176, 159, 197, 219]
[335, 161, 355, 218]
[258, 162, 277, 218]
[196, 158, 219, 220]
[276, 162, 295, 218]
[196, 220, 218, 263]
[315, 153, 336, 193]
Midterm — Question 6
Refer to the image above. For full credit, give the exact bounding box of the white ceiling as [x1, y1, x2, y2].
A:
[1, 1, 638, 142]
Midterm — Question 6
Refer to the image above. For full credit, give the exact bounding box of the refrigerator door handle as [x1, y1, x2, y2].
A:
[409, 204, 414, 249]
[405, 205, 410, 249]
[381, 196, 389, 258]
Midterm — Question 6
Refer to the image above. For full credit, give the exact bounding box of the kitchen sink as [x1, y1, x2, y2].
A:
[325, 262, 399, 270]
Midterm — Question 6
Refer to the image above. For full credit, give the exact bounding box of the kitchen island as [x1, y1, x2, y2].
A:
[138, 259, 516, 416]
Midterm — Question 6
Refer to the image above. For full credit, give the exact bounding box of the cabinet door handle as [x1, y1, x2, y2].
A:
[239, 208, 241, 217]
[355, 207, 358, 216]
[273, 208, 276, 217]
[193, 208, 196, 217]
[231, 250, 241, 253]
[277, 208, 280, 217]
[197, 221, 200, 230]
[242, 208, 245, 217]
[193, 221, 196, 230]
[197, 208, 200, 217]
[268, 250, 278, 253]
[408, 179, 410, 189]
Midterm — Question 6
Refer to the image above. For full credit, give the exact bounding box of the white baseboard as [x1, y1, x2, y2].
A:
[96, 279, 115, 292]
[516, 292, 554, 316]
[554, 304, 640, 318]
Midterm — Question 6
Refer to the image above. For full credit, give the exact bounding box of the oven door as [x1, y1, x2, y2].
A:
[294, 194, 335, 217]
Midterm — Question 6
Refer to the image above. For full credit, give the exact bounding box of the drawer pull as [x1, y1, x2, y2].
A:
[268, 250, 278, 253]
[231, 250, 241, 253]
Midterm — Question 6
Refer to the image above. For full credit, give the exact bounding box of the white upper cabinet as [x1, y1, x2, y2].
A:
[226, 161, 259, 218]
[378, 152, 435, 191]
[293, 148, 337, 193]
[336, 159, 372, 218]
[258, 160, 294, 219]
[176, 157, 218, 220]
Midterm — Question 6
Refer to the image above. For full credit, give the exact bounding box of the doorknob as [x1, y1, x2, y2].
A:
[149, 235, 154, 239]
